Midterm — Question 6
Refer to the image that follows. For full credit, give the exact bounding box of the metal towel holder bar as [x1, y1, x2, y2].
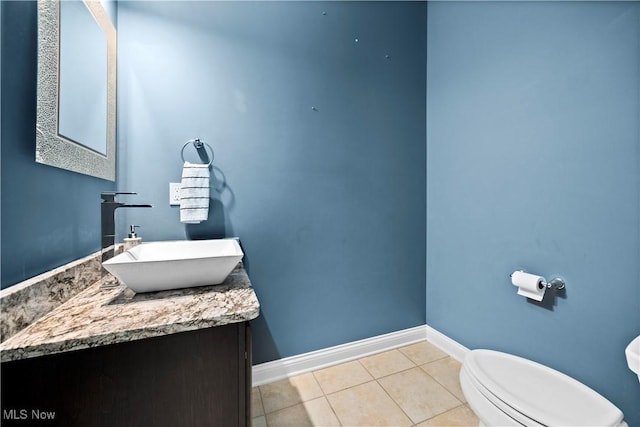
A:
[180, 138, 214, 167]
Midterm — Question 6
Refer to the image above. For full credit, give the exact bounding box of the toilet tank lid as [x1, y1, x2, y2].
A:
[464, 349, 624, 427]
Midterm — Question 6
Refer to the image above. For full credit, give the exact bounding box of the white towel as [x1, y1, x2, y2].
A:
[180, 161, 210, 223]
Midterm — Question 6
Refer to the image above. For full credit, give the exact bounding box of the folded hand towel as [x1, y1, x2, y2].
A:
[180, 161, 210, 224]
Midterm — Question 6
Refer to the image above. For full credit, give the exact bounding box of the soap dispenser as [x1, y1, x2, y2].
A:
[123, 225, 142, 251]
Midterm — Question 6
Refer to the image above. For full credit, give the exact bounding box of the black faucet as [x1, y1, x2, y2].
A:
[101, 192, 152, 261]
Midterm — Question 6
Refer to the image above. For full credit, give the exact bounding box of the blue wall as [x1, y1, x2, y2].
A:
[0, 1, 115, 289]
[426, 2, 640, 425]
[117, 1, 427, 364]
[3, 1, 638, 422]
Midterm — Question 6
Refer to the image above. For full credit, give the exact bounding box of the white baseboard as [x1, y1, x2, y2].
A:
[425, 324, 470, 363]
[252, 325, 427, 386]
[251, 324, 470, 386]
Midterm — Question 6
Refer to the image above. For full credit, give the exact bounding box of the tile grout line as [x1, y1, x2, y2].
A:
[374, 368, 467, 427]
[318, 377, 344, 427]
[258, 368, 351, 424]
[370, 357, 454, 426]
[417, 361, 466, 405]
[308, 369, 344, 427]
[255, 386, 267, 426]
[258, 386, 266, 416]
[320, 355, 401, 425]
[311, 368, 334, 397]
[258, 378, 322, 418]
[360, 354, 417, 381]
[374, 375, 419, 426]
[415, 361, 467, 420]
[254, 341, 467, 427]
[255, 372, 466, 427]
[353, 355, 425, 426]
[359, 348, 418, 379]
[360, 353, 465, 426]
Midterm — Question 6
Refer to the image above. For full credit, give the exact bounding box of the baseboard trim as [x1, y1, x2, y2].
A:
[251, 324, 471, 386]
[425, 324, 470, 363]
[252, 325, 427, 386]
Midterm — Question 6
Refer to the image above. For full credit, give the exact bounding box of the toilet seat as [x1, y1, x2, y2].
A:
[462, 363, 544, 426]
[461, 364, 537, 426]
[463, 350, 625, 427]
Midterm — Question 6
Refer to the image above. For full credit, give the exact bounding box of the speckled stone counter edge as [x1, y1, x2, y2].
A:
[0, 263, 259, 363]
[0, 249, 105, 342]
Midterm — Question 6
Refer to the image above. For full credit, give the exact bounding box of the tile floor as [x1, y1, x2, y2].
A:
[252, 340, 480, 427]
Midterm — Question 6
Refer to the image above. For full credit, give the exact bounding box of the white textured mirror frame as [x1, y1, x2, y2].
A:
[35, 0, 116, 181]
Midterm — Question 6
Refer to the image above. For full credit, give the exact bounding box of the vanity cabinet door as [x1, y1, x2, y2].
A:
[1, 322, 251, 427]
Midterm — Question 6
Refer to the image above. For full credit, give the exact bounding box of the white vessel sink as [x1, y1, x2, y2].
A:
[626, 335, 640, 383]
[102, 239, 243, 293]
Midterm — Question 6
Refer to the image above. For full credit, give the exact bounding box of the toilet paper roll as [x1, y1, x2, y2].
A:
[511, 271, 546, 301]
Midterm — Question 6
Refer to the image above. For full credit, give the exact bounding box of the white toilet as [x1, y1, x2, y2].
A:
[460, 349, 627, 427]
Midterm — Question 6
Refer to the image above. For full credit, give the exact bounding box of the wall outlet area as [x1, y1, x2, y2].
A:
[169, 183, 182, 205]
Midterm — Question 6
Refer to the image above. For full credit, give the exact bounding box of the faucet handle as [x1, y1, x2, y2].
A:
[101, 192, 137, 202]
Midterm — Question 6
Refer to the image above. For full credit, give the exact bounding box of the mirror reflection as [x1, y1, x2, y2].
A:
[58, 0, 108, 155]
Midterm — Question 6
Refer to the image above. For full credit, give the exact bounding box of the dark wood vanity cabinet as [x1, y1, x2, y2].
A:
[1, 322, 252, 427]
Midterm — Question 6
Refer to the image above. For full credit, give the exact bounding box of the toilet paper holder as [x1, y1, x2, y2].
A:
[510, 271, 565, 290]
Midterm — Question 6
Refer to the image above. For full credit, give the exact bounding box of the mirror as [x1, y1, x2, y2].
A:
[36, 0, 116, 181]
[58, 0, 108, 155]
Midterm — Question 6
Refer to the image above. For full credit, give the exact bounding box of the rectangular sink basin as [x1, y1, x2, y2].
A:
[102, 239, 243, 293]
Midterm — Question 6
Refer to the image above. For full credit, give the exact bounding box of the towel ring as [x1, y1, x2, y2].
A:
[181, 138, 214, 167]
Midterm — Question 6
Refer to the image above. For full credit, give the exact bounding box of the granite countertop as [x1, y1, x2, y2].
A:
[0, 264, 259, 362]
